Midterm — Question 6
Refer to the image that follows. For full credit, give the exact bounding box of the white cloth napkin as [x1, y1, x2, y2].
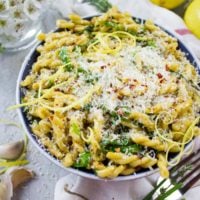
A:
[54, 173, 156, 200]
[52, 1, 200, 199]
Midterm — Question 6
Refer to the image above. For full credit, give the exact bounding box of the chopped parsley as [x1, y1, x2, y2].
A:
[59, 47, 74, 72]
[104, 21, 123, 31]
[74, 152, 91, 168]
[101, 137, 142, 154]
[71, 123, 81, 135]
[84, 25, 94, 33]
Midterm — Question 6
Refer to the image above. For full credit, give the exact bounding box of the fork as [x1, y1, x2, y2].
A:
[144, 148, 200, 200]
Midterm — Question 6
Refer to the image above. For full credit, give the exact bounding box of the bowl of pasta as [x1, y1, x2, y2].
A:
[14, 7, 200, 181]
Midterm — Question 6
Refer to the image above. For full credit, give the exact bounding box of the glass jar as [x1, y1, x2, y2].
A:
[0, 0, 51, 52]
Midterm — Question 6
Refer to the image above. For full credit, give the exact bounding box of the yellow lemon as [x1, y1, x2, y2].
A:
[184, 0, 200, 39]
[150, 0, 185, 9]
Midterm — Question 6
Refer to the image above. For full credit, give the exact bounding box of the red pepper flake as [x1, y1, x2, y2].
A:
[157, 73, 163, 79]
[129, 84, 135, 90]
[117, 108, 124, 116]
[165, 64, 169, 71]
[160, 78, 166, 83]
[113, 87, 118, 92]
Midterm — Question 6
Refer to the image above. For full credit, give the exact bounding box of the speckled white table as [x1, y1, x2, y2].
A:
[1, 9, 200, 200]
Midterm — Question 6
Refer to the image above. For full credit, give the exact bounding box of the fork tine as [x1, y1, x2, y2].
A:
[180, 171, 200, 194]
[171, 148, 200, 194]
[170, 148, 200, 174]
[171, 154, 200, 180]
[178, 163, 200, 184]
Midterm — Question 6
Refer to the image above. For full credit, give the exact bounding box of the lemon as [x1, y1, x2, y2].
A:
[150, 0, 185, 9]
[184, 0, 200, 39]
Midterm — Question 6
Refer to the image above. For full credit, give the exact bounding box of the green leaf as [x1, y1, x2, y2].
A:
[46, 80, 54, 88]
[83, 103, 92, 111]
[59, 47, 68, 62]
[85, 0, 112, 12]
[85, 73, 99, 84]
[84, 25, 94, 33]
[0, 43, 5, 53]
[101, 137, 142, 154]
[104, 21, 117, 27]
[74, 152, 91, 168]
[71, 123, 81, 135]
[59, 47, 73, 72]
[77, 67, 88, 74]
[101, 137, 128, 150]
[120, 144, 142, 154]
[142, 179, 167, 200]
[147, 40, 156, 47]
[156, 182, 182, 200]
[104, 21, 124, 31]
[73, 46, 81, 54]
[101, 137, 128, 147]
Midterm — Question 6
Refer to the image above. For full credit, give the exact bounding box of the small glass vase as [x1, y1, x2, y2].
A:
[0, 0, 51, 52]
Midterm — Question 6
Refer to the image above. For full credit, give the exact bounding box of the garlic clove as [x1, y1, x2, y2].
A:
[0, 171, 13, 200]
[7, 167, 35, 189]
[0, 182, 8, 200]
[0, 167, 35, 200]
[0, 140, 24, 160]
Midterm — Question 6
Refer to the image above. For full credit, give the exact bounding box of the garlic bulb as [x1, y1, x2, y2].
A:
[0, 140, 24, 160]
[0, 167, 34, 200]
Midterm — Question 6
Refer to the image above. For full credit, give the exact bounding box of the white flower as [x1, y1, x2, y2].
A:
[23, 0, 41, 21]
[8, 0, 24, 7]
[8, 5, 27, 20]
[4, 18, 30, 38]
[0, 15, 8, 34]
[0, 0, 9, 16]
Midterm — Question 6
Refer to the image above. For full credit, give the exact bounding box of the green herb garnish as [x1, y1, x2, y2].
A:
[74, 152, 91, 168]
[83, 103, 92, 111]
[85, 73, 99, 84]
[156, 182, 182, 200]
[143, 163, 192, 200]
[0, 43, 5, 53]
[101, 137, 141, 154]
[59, 47, 74, 72]
[84, 25, 94, 33]
[85, 0, 112, 12]
[71, 123, 81, 135]
[147, 40, 156, 47]
[77, 67, 88, 74]
[120, 144, 142, 154]
[104, 21, 123, 30]
[46, 80, 54, 88]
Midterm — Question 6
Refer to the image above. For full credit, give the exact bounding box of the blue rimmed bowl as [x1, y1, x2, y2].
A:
[16, 16, 200, 181]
